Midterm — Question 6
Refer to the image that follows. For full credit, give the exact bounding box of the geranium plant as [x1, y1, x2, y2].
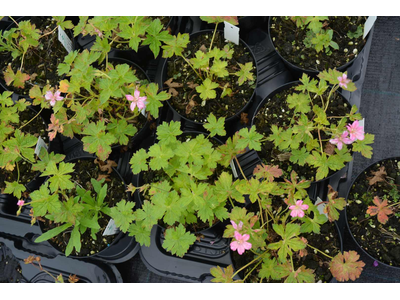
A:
[210, 162, 366, 282]
[37, 49, 170, 160]
[254, 69, 374, 181]
[161, 16, 256, 122]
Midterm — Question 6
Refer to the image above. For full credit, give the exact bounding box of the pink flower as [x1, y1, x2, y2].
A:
[329, 131, 353, 150]
[346, 120, 364, 141]
[45, 90, 64, 107]
[231, 220, 243, 231]
[17, 200, 25, 207]
[126, 89, 147, 112]
[289, 200, 309, 218]
[337, 73, 350, 88]
[230, 231, 252, 255]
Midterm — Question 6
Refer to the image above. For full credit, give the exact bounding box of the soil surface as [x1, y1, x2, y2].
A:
[0, 17, 71, 95]
[0, 107, 49, 192]
[270, 16, 367, 72]
[232, 198, 340, 282]
[253, 84, 351, 181]
[347, 158, 400, 267]
[40, 158, 129, 257]
[165, 30, 256, 123]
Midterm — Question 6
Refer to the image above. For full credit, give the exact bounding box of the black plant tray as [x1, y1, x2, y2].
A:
[137, 16, 375, 282]
[0, 235, 122, 282]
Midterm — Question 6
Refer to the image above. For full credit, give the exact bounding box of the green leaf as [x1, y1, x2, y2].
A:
[307, 151, 330, 181]
[214, 172, 244, 203]
[65, 226, 81, 256]
[4, 181, 26, 199]
[196, 78, 219, 101]
[259, 256, 288, 281]
[286, 93, 311, 114]
[162, 224, 196, 257]
[128, 222, 151, 247]
[144, 83, 170, 118]
[289, 147, 310, 166]
[40, 161, 75, 193]
[32, 149, 65, 173]
[141, 18, 172, 58]
[162, 33, 190, 58]
[148, 143, 174, 170]
[29, 183, 62, 217]
[82, 121, 116, 161]
[210, 265, 235, 283]
[129, 148, 149, 174]
[210, 59, 229, 78]
[203, 113, 226, 137]
[156, 120, 182, 145]
[235, 62, 254, 86]
[109, 200, 136, 233]
[352, 133, 374, 158]
[35, 223, 72, 243]
[106, 118, 137, 146]
[200, 16, 239, 26]
[285, 266, 315, 283]
[300, 206, 328, 234]
[236, 126, 263, 151]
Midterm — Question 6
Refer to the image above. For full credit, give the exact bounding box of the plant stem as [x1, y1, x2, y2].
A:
[18, 107, 44, 130]
[209, 23, 218, 52]
[39, 26, 58, 39]
[318, 128, 324, 155]
[16, 160, 20, 182]
[231, 251, 268, 279]
[234, 156, 247, 180]
[180, 54, 203, 80]
[306, 243, 333, 260]
[242, 257, 264, 282]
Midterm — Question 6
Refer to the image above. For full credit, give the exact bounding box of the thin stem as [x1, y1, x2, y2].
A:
[9, 16, 19, 27]
[306, 243, 333, 260]
[209, 23, 218, 52]
[19, 51, 25, 71]
[318, 128, 324, 155]
[18, 107, 44, 130]
[180, 54, 203, 80]
[39, 26, 58, 39]
[16, 160, 20, 183]
[242, 257, 264, 282]
[234, 156, 247, 180]
[290, 254, 295, 272]
[231, 251, 268, 279]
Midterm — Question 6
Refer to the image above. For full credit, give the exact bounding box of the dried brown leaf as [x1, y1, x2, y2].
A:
[368, 166, 387, 186]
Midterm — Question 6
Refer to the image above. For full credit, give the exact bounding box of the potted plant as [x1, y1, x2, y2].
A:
[22, 155, 136, 257]
[269, 16, 369, 76]
[159, 16, 257, 125]
[346, 157, 400, 268]
[0, 16, 75, 99]
[0, 91, 50, 207]
[251, 69, 374, 182]
[210, 164, 366, 283]
[42, 48, 170, 161]
[73, 16, 175, 65]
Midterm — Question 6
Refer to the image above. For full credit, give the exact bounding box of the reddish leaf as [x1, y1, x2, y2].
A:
[330, 251, 365, 282]
[368, 166, 387, 186]
[210, 265, 235, 283]
[13, 70, 30, 88]
[324, 185, 346, 222]
[4, 65, 15, 86]
[47, 114, 64, 141]
[253, 164, 283, 182]
[366, 196, 393, 224]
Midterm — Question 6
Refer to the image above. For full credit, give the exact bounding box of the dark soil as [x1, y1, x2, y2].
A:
[0, 17, 71, 95]
[253, 84, 351, 181]
[40, 158, 129, 257]
[232, 198, 341, 282]
[270, 16, 367, 72]
[165, 30, 256, 123]
[112, 16, 171, 50]
[0, 107, 49, 192]
[347, 158, 400, 267]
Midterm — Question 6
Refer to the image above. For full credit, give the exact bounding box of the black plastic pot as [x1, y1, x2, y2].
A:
[344, 157, 400, 270]
[158, 29, 259, 133]
[33, 155, 140, 261]
[250, 80, 353, 185]
[0, 16, 77, 100]
[0, 236, 122, 282]
[267, 17, 374, 79]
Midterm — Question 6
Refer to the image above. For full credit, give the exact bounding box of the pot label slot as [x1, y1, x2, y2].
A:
[58, 26, 73, 53]
[224, 21, 240, 45]
[34, 136, 48, 158]
[103, 219, 120, 236]
[363, 16, 377, 39]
